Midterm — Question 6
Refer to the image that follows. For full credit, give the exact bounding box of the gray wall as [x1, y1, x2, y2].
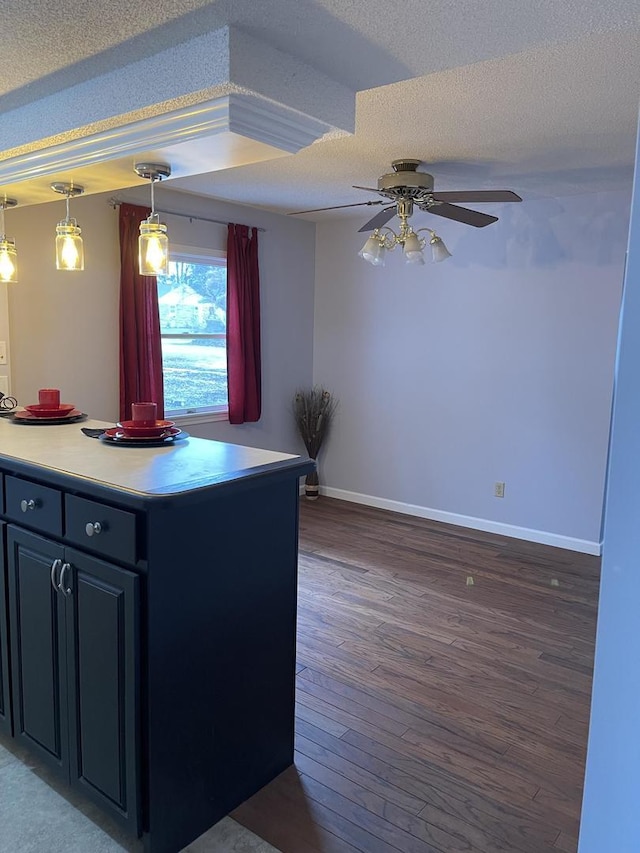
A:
[313, 189, 630, 550]
[578, 139, 640, 849]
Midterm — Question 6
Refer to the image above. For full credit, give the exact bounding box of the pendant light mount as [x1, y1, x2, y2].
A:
[134, 163, 171, 182]
[51, 182, 85, 199]
[51, 182, 85, 271]
[134, 162, 171, 275]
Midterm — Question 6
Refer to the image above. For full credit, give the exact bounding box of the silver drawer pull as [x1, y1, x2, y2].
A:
[85, 521, 103, 537]
[50, 558, 62, 593]
[59, 562, 72, 597]
[20, 498, 36, 512]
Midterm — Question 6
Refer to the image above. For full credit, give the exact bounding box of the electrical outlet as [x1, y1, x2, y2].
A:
[0, 342, 6, 365]
[494, 481, 505, 498]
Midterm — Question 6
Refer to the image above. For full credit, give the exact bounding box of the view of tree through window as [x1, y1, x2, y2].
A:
[156, 256, 227, 414]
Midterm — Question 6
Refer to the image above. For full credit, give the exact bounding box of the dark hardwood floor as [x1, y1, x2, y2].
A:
[233, 498, 600, 853]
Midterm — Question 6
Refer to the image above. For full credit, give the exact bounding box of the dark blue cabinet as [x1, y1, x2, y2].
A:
[0, 522, 11, 738]
[6, 528, 140, 835]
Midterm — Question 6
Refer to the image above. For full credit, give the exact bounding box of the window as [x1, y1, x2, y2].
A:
[156, 248, 227, 418]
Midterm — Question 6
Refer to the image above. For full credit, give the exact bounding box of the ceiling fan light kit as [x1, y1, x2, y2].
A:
[357, 197, 452, 267]
[293, 158, 521, 270]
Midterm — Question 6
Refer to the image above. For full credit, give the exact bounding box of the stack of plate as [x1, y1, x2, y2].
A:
[14, 403, 85, 423]
[101, 419, 183, 445]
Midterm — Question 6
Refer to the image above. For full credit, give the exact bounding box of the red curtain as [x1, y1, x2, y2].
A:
[118, 203, 165, 422]
[227, 223, 262, 424]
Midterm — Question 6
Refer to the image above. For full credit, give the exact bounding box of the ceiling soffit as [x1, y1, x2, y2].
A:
[0, 25, 356, 206]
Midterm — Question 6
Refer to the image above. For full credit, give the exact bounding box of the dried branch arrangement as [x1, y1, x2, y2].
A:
[293, 387, 337, 459]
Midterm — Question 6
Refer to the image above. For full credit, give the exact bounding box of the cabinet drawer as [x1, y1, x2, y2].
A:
[4, 476, 62, 536]
[65, 495, 137, 565]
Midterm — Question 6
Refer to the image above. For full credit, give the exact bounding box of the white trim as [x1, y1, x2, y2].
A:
[170, 411, 228, 426]
[168, 245, 226, 264]
[227, 95, 333, 153]
[318, 486, 602, 556]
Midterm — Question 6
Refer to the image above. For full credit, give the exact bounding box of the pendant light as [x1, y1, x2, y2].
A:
[51, 182, 85, 270]
[0, 197, 18, 283]
[134, 163, 171, 275]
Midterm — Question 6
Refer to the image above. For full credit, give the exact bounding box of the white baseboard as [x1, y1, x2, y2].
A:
[316, 486, 602, 556]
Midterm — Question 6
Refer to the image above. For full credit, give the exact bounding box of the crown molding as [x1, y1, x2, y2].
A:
[0, 93, 335, 188]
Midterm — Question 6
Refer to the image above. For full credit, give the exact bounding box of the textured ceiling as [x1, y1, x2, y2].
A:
[2, 0, 640, 219]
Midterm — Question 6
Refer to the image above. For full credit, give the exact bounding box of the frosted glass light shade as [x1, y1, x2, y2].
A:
[139, 217, 169, 275]
[430, 234, 452, 262]
[403, 232, 425, 264]
[0, 237, 17, 282]
[404, 249, 425, 265]
[55, 222, 84, 271]
[358, 235, 386, 266]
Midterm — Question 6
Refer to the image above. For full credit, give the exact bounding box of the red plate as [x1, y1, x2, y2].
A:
[24, 403, 76, 418]
[117, 419, 176, 437]
[105, 427, 181, 441]
[14, 408, 83, 421]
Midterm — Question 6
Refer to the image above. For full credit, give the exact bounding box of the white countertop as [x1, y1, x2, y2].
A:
[0, 416, 306, 497]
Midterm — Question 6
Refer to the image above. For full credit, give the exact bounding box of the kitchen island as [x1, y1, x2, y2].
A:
[0, 417, 313, 853]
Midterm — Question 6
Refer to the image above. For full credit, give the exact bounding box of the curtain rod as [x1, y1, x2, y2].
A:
[108, 197, 266, 232]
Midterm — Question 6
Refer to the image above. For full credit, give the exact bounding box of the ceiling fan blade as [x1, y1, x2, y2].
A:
[288, 200, 386, 215]
[431, 190, 522, 203]
[425, 202, 498, 228]
[358, 206, 397, 233]
[353, 185, 383, 193]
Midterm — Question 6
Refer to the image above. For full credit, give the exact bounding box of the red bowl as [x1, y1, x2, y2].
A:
[117, 419, 175, 437]
[25, 403, 76, 418]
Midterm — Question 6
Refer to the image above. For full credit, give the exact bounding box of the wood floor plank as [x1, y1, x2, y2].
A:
[554, 832, 578, 852]
[233, 498, 598, 853]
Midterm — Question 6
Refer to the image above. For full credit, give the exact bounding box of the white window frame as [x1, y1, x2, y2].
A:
[159, 245, 228, 425]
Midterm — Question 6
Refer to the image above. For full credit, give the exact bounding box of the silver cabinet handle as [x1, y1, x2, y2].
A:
[20, 498, 36, 512]
[50, 558, 62, 593]
[59, 562, 72, 597]
[85, 521, 103, 537]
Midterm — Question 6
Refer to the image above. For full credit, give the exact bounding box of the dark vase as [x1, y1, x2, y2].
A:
[304, 468, 319, 500]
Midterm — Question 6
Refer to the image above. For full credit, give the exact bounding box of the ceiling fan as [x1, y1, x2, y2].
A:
[289, 159, 522, 232]
[289, 159, 522, 266]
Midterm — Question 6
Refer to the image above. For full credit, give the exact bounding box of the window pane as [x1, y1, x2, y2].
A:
[158, 261, 226, 334]
[157, 258, 228, 414]
[161, 337, 228, 411]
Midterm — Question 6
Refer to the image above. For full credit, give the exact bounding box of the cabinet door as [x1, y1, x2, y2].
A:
[0, 522, 12, 737]
[64, 548, 140, 835]
[6, 527, 67, 772]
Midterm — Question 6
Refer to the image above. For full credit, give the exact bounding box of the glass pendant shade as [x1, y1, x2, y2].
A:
[359, 235, 386, 266]
[403, 232, 425, 264]
[134, 163, 171, 276]
[404, 249, 425, 265]
[0, 237, 17, 282]
[51, 183, 85, 271]
[0, 197, 18, 282]
[139, 217, 169, 275]
[55, 221, 84, 270]
[430, 234, 452, 263]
